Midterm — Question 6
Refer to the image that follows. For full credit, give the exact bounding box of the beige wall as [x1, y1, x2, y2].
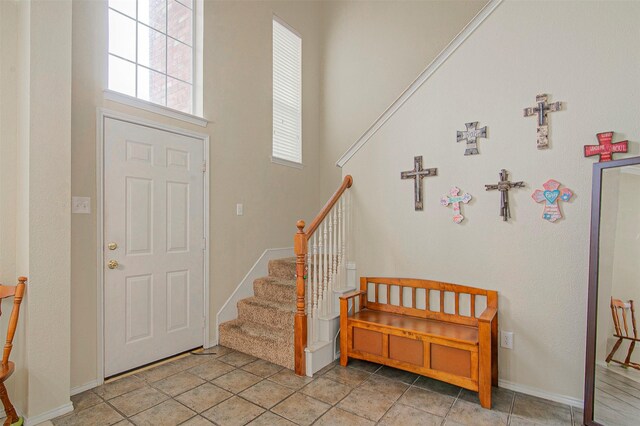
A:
[342, 0, 640, 401]
[71, 0, 324, 389]
[319, 0, 487, 199]
[1, 0, 73, 418]
[0, 0, 23, 414]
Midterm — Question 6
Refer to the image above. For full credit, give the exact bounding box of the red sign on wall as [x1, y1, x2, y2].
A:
[584, 132, 628, 163]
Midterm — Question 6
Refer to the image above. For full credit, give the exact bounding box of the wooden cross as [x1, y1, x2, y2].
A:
[584, 131, 628, 163]
[457, 122, 487, 155]
[401, 156, 437, 211]
[440, 187, 472, 224]
[523, 94, 563, 149]
[485, 169, 525, 222]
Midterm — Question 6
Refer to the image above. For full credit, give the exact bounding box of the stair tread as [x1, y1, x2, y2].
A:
[220, 319, 293, 343]
[240, 296, 295, 312]
[255, 276, 296, 287]
[219, 319, 294, 370]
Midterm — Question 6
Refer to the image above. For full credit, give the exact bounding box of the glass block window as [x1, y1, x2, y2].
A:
[108, 0, 194, 114]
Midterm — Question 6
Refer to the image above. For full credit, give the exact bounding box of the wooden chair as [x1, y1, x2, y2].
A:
[606, 297, 640, 370]
[0, 277, 27, 426]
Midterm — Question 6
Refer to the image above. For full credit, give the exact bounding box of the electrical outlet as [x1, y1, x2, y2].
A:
[501, 331, 514, 349]
[72, 196, 91, 214]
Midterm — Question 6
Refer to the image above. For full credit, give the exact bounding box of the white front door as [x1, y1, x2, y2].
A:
[104, 117, 205, 377]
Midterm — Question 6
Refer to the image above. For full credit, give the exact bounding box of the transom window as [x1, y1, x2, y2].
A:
[108, 0, 195, 114]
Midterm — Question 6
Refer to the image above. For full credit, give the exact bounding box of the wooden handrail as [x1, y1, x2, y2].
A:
[294, 175, 353, 376]
[305, 175, 353, 238]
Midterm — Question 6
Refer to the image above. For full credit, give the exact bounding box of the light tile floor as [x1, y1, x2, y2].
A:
[51, 346, 583, 426]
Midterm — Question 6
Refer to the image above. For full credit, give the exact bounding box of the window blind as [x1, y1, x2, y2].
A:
[273, 18, 302, 164]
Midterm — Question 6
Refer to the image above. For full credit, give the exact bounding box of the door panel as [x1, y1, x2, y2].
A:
[104, 117, 204, 377]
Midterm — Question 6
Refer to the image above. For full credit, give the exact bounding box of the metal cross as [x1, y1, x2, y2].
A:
[485, 169, 525, 222]
[584, 131, 628, 163]
[523, 94, 563, 149]
[401, 156, 437, 211]
[456, 122, 487, 155]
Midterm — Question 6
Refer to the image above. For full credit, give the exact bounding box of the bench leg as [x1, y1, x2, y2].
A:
[491, 314, 499, 387]
[479, 321, 492, 409]
[339, 299, 349, 367]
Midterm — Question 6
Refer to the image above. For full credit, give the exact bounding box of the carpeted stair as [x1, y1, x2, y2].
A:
[219, 257, 297, 370]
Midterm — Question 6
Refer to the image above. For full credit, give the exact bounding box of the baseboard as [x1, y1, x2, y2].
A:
[216, 247, 294, 331]
[498, 379, 583, 408]
[25, 402, 74, 426]
[71, 380, 99, 396]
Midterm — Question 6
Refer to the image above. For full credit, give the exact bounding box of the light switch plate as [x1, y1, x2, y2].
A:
[236, 203, 243, 216]
[72, 196, 91, 214]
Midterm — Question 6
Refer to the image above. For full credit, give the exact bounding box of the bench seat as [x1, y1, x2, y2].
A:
[340, 277, 498, 409]
[351, 310, 479, 345]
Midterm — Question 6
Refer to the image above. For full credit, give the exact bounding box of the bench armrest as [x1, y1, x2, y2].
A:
[478, 306, 498, 323]
[339, 290, 366, 300]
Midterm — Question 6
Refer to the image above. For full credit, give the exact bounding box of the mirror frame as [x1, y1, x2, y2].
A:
[584, 155, 640, 426]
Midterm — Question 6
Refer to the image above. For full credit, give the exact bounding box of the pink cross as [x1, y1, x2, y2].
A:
[532, 179, 572, 222]
[584, 132, 628, 163]
[440, 187, 472, 224]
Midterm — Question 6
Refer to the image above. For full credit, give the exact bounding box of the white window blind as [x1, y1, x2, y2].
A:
[273, 17, 302, 165]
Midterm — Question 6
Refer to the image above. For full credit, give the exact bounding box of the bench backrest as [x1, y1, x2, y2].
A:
[360, 277, 497, 327]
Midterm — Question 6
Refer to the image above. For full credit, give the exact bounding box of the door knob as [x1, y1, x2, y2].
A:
[107, 260, 119, 269]
[108, 242, 118, 250]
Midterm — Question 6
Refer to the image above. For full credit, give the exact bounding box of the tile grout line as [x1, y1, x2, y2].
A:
[305, 362, 366, 425]
[506, 389, 516, 426]
[375, 373, 420, 425]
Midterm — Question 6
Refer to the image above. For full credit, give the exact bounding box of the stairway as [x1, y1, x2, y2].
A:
[219, 257, 297, 370]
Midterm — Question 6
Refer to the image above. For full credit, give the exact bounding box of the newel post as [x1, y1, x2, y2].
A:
[294, 220, 308, 376]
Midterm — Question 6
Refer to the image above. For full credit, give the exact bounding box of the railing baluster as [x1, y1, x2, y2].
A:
[307, 239, 313, 343]
[338, 198, 343, 290]
[331, 207, 338, 294]
[327, 211, 333, 317]
[323, 220, 328, 317]
[317, 225, 324, 315]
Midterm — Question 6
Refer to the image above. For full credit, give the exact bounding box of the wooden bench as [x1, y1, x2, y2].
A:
[339, 277, 498, 408]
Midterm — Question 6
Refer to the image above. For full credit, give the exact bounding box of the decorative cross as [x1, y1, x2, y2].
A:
[532, 179, 572, 222]
[523, 94, 563, 149]
[401, 156, 438, 211]
[485, 169, 525, 222]
[584, 131, 628, 163]
[440, 187, 472, 224]
[457, 122, 487, 155]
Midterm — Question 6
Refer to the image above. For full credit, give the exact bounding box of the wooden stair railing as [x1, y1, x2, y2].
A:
[294, 175, 353, 376]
